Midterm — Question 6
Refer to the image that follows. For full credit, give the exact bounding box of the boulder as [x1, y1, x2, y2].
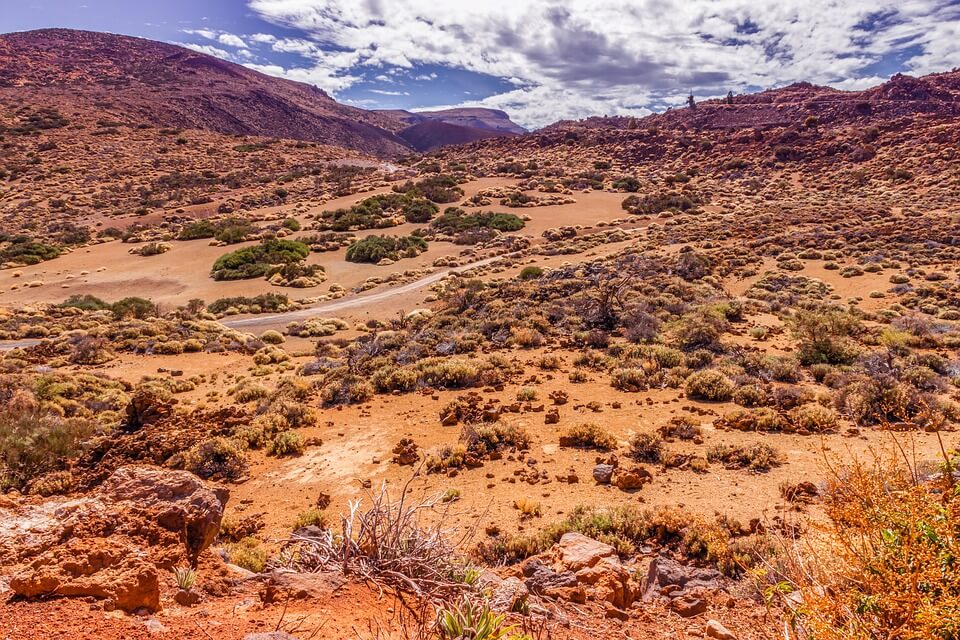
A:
[10, 537, 160, 612]
[644, 556, 723, 600]
[98, 465, 228, 562]
[2, 465, 228, 612]
[576, 557, 635, 608]
[557, 533, 617, 571]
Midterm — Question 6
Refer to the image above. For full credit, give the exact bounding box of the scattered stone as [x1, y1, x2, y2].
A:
[391, 438, 420, 465]
[671, 594, 708, 617]
[706, 620, 738, 640]
[259, 570, 347, 604]
[614, 465, 652, 491]
[174, 589, 201, 606]
[593, 463, 614, 484]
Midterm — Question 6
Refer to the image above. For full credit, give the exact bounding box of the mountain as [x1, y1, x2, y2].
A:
[0, 28, 412, 156]
[376, 107, 525, 151]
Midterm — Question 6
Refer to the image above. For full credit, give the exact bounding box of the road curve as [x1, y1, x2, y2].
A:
[220, 254, 504, 330]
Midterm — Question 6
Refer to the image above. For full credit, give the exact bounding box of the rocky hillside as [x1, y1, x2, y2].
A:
[543, 70, 960, 133]
[434, 70, 960, 184]
[0, 29, 411, 157]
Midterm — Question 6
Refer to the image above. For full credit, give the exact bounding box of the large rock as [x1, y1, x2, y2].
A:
[10, 537, 160, 612]
[98, 465, 229, 562]
[576, 557, 635, 609]
[521, 558, 578, 594]
[1, 465, 228, 612]
[557, 533, 618, 571]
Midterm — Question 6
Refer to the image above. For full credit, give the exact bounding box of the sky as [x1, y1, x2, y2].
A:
[3, 0, 960, 129]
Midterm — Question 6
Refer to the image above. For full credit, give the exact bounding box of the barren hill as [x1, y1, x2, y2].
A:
[0, 28, 411, 157]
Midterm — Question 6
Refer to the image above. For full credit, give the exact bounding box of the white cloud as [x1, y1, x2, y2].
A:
[217, 33, 249, 49]
[242, 62, 360, 94]
[249, 32, 278, 44]
[369, 89, 410, 96]
[234, 1, 960, 127]
[182, 28, 250, 50]
[177, 42, 235, 60]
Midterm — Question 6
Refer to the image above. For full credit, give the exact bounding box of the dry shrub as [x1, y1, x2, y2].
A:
[321, 375, 374, 406]
[476, 504, 768, 576]
[610, 367, 650, 392]
[181, 436, 248, 480]
[772, 447, 960, 640]
[560, 423, 618, 450]
[279, 480, 476, 599]
[789, 403, 840, 433]
[629, 432, 665, 462]
[707, 442, 783, 471]
[685, 369, 735, 401]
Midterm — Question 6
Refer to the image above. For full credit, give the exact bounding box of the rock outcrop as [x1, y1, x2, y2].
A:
[1, 465, 228, 612]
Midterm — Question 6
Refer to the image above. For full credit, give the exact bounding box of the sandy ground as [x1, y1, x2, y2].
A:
[0, 179, 631, 311]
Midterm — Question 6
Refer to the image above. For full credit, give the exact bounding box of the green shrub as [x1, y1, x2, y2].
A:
[111, 297, 156, 320]
[319, 193, 437, 231]
[293, 508, 327, 530]
[395, 174, 464, 203]
[0, 237, 61, 265]
[267, 431, 305, 457]
[345, 234, 427, 263]
[60, 294, 110, 311]
[211, 239, 310, 281]
[226, 537, 267, 573]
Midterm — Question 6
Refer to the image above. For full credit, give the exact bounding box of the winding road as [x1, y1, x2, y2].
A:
[0, 254, 505, 350]
[221, 254, 503, 330]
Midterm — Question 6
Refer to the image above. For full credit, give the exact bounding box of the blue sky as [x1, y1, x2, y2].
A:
[3, 1, 960, 128]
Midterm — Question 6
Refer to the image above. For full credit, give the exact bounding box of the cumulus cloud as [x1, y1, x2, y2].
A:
[230, 1, 960, 127]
